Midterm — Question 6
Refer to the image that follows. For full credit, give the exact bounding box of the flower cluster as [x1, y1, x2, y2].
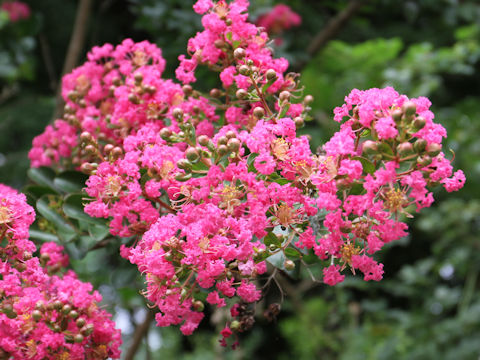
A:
[0, 1, 30, 22]
[0, 185, 121, 359]
[29, 0, 464, 345]
[256, 4, 301, 35]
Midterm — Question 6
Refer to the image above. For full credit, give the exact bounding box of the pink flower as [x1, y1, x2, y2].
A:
[323, 265, 345, 286]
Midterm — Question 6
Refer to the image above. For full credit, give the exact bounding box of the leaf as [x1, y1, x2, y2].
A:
[23, 185, 57, 201]
[36, 195, 76, 242]
[264, 231, 282, 247]
[27, 167, 58, 192]
[53, 171, 88, 193]
[88, 224, 110, 242]
[284, 247, 302, 259]
[353, 156, 376, 175]
[29, 229, 59, 243]
[278, 103, 291, 119]
[247, 153, 259, 172]
[63, 194, 106, 226]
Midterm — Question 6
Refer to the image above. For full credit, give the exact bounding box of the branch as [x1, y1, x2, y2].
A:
[124, 309, 156, 360]
[53, 0, 93, 120]
[295, 0, 365, 70]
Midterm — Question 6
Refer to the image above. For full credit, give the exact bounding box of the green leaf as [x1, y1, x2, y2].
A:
[264, 231, 282, 247]
[36, 195, 76, 242]
[53, 171, 88, 193]
[29, 229, 59, 243]
[247, 153, 259, 173]
[27, 167, 58, 192]
[353, 156, 376, 175]
[23, 185, 57, 201]
[87, 224, 110, 242]
[284, 247, 302, 259]
[278, 103, 291, 119]
[63, 194, 106, 226]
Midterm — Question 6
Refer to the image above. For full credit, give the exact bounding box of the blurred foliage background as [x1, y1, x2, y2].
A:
[0, 0, 479, 359]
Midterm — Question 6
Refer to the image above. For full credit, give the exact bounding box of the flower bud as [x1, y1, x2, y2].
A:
[182, 84, 193, 96]
[426, 143, 441, 157]
[32, 310, 42, 321]
[294, 117, 304, 128]
[279, 91, 290, 102]
[230, 320, 241, 330]
[236, 88, 247, 99]
[76, 318, 86, 328]
[62, 304, 72, 315]
[74, 334, 84, 343]
[103, 144, 114, 154]
[225, 131, 236, 139]
[402, 101, 417, 117]
[172, 107, 184, 120]
[111, 147, 123, 159]
[234, 48, 246, 59]
[238, 65, 250, 76]
[253, 107, 265, 119]
[175, 173, 192, 181]
[413, 116, 426, 130]
[128, 93, 140, 104]
[227, 138, 241, 153]
[185, 147, 200, 162]
[145, 85, 156, 95]
[69, 310, 79, 319]
[362, 140, 378, 155]
[266, 69, 277, 80]
[284, 259, 295, 270]
[160, 128, 172, 140]
[81, 324, 94, 336]
[214, 39, 225, 49]
[210, 88, 221, 98]
[177, 159, 192, 171]
[193, 300, 204, 312]
[304, 95, 314, 104]
[413, 138, 427, 153]
[53, 300, 63, 310]
[197, 135, 210, 147]
[391, 109, 403, 122]
[80, 131, 92, 143]
[397, 142, 414, 157]
[133, 72, 143, 84]
[217, 136, 228, 145]
[417, 155, 432, 167]
[85, 144, 96, 154]
[217, 145, 228, 156]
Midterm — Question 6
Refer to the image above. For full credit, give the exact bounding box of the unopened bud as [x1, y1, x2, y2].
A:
[175, 173, 193, 181]
[402, 101, 417, 117]
[128, 93, 140, 104]
[414, 138, 427, 153]
[193, 300, 204, 312]
[217, 136, 228, 145]
[227, 138, 241, 153]
[111, 147, 123, 159]
[426, 143, 441, 157]
[391, 109, 403, 122]
[238, 65, 250, 76]
[225, 131, 236, 139]
[214, 39, 225, 48]
[230, 320, 241, 330]
[284, 259, 295, 270]
[253, 107, 265, 119]
[210, 88, 221, 98]
[185, 147, 200, 162]
[362, 140, 378, 155]
[413, 116, 426, 130]
[294, 117, 304, 128]
[397, 142, 414, 157]
[217, 145, 228, 156]
[69, 310, 79, 319]
[80, 131, 92, 143]
[85, 144, 96, 154]
[62, 304, 72, 315]
[279, 91, 290, 102]
[32, 310, 42, 321]
[417, 155, 432, 167]
[266, 69, 277, 80]
[53, 300, 63, 310]
[81, 324, 94, 336]
[160, 128, 172, 140]
[304, 95, 314, 104]
[234, 48, 246, 60]
[133, 72, 143, 84]
[76, 318, 86, 328]
[172, 108, 184, 119]
[182, 84, 193, 96]
[177, 159, 192, 171]
[103, 144, 114, 154]
[74, 334, 84, 343]
[197, 135, 210, 146]
[236, 88, 247, 99]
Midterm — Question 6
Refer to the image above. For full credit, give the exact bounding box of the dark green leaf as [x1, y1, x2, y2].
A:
[27, 167, 58, 192]
[53, 171, 88, 193]
[63, 194, 106, 226]
[36, 195, 76, 242]
[284, 247, 302, 259]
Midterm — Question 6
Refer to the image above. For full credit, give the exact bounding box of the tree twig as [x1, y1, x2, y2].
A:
[38, 33, 57, 91]
[295, 0, 365, 70]
[124, 309, 156, 360]
[53, 0, 93, 120]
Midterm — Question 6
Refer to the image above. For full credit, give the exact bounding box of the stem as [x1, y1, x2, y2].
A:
[53, 0, 93, 120]
[250, 75, 273, 117]
[124, 310, 156, 360]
